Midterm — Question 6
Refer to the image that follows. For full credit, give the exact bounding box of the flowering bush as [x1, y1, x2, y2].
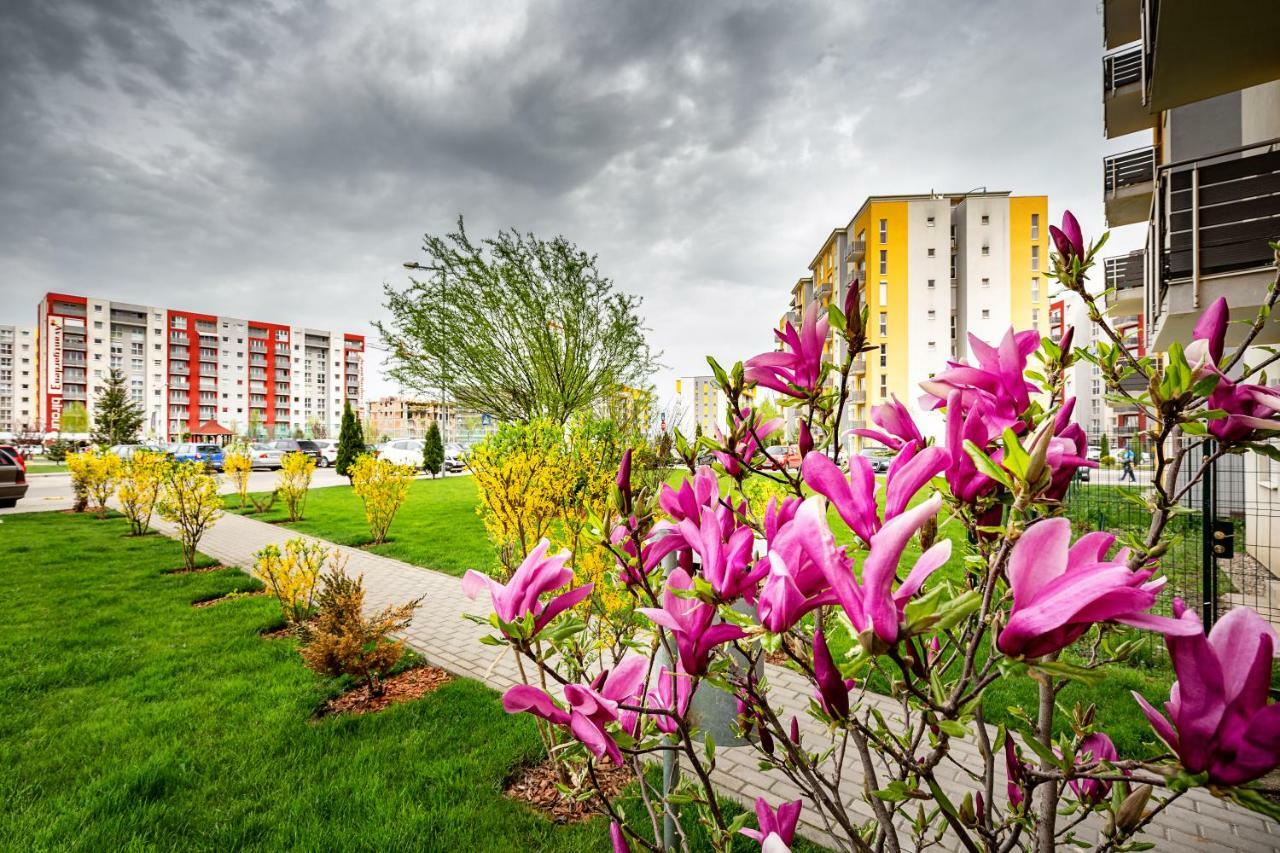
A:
[254, 537, 329, 627]
[468, 222, 1280, 852]
[116, 450, 170, 535]
[156, 460, 223, 571]
[276, 450, 315, 522]
[348, 454, 416, 544]
[223, 446, 253, 509]
[67, 448, 122, 517]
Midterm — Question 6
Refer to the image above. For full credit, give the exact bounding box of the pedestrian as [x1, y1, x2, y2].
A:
[1120, 442, 1136, 483]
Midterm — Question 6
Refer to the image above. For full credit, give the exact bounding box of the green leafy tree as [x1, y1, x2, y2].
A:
[60, 402, 90, 434]
[377, 217, 657, 424]
[45, 437, 71, 463]
[422, 421, 444, 477]
[90, 369, 144, 446]
[247, 409, 264, 441]
[335, 400, 364, 479]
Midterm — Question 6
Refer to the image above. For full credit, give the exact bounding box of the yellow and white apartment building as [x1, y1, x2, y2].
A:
[780, 192, 1050, 447]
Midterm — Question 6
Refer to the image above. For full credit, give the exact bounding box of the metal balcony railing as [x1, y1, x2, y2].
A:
[846, 239, 866, 261]
[1103, 44, 1145, 93]
[1104, 147, 1156, 193]
[1104, 251, 1145, 292]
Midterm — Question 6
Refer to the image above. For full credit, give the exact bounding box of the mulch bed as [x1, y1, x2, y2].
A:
[504, 758, 634, 824]
[260, 617, 318, 640]
[192, 590, 268, 608]
[164, 564, 227, 575]
[315, 666, 452, 718]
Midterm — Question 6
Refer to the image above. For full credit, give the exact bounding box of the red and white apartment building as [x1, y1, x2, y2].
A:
[35, 293, 364, 441]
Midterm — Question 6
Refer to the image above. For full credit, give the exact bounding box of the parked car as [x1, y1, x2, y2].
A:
[860, 448, 892, 474]
[247, 443, 285, 470]
[761, 444, 802, 471]
[268, 439, 324, 465]
[443, 442, 466, 473]
[0, 444, 25, 473]
[310, 439, 339, 467]
[107, 444, 171, 461]
[376, 439, 424, 469]
[172, 443, 225, 471]
[0, 446, 30, 508]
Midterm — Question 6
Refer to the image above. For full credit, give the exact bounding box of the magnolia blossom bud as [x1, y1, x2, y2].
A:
[798, 420, 814, 459]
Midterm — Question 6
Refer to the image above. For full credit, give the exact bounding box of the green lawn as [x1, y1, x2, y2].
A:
[24, 461, 66, 474]
[0, 511, 819, 852]
[225, 475, 497, 577]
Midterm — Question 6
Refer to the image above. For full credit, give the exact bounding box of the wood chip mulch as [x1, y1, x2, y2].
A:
[259, 618, 317, 640]
[191, 590, 267, 608]
[504, 758, 634, 824]
[316, 666, 452, 718]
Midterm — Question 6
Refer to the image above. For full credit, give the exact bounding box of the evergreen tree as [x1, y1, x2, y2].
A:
[422, 421, 444, 477]
[90, 369, 144, 446]
[335, 400, 364, 479]
[1100, 433, 1111, 460]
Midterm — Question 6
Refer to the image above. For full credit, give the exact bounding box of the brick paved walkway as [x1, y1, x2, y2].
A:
[154, 511, 1280, 852]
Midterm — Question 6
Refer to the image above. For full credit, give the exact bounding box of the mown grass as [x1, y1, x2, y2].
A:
[0, 510, 824, 852]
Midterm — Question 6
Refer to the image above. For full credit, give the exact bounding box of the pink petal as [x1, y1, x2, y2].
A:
[1007, 518, 1071, 608]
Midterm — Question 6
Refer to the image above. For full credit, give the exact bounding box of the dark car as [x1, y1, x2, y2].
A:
[269, 439, 324, 465]
[860, 448, 892, 474]
[0, 447, 29, 509]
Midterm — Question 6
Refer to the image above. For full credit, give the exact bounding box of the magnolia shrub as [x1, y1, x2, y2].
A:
[157, 460, 223, 571]
[276, 451, 315, 522]
[349, 454, 415, 545]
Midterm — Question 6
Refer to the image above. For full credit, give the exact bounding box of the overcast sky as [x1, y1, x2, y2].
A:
[0, 0, 1145, 403]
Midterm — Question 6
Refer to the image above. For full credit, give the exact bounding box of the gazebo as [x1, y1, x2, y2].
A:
[190, 420, 234, 446]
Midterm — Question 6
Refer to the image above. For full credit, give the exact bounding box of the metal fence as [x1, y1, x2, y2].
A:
[1062, 434, 1280, 653]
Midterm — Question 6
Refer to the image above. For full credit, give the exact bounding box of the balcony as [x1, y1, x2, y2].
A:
[849, 355, 866, 374]
[1103, 147, 1155, 227]
[1102, 0, 1139, 49]
[1103, 250, 1145, 314]
[849, 389, 866, 404]
[846, 239, 866, 262]
[1149, 139, 1280, 351]
[813, 281, 832, 302]
[1102, 44, 1155, 138]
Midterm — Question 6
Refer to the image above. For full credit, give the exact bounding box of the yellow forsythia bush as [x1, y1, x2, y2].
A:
[255, 537, 329, 626]
[349, 454, 415, 545]
[157, 460, 223, 570]
[67, 448, 123, 517]
[117, 450, 170, 535]
[223, 446, 253, 509]
[277, 451, 315, 522]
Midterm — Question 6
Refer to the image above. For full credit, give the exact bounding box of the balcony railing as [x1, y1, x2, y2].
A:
[846, 239, 866, 261]
[1104, 251, 1145, 292]
[1104, 147, 1155, 193]
[1103, 44, 1144, 93]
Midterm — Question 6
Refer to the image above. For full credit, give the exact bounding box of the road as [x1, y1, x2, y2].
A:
[2, 467, 357, 516]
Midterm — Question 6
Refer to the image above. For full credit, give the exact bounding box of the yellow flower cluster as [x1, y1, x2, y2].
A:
[156, 460, 224, 570]
[67, 448, 123, 516]
[277, 451, 316, 522]
[254, 537, 329, 626]
[222, 446, 253, 508]
[116, 450, 171, 535]
[349, 454, 416, 544]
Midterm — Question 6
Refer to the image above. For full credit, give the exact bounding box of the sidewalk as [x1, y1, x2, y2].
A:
[154, 511, 1280, 852]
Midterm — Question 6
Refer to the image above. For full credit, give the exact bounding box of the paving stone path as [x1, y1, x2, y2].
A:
[153, 511, 1280, 852]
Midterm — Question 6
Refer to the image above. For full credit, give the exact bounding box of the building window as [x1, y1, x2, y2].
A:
[981, 245, 990, 256]
[879, 281, 888, 303]
[1030, 213, 1040, 240]
[927, 278, 936, 289]
[1031, 245, 1040, 271]
[981, 214, 990, 225]
[928, 341, 936, 351]
[926, 216, 935, 227]
[981, 277, 990, 287]
[1031, 277, 1040, 302]
[981, 309, 991, 319]
[879, 312, 888, 336]
[879, 250, 887, 275]
[927, 309, 936, 320]
[878, 219, 887, 243]
[879, 344, 887, 368]
[1032, 309, 1040, 325]
[927, 247, 936, 258]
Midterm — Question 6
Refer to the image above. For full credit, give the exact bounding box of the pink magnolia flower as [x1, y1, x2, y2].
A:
[675, 506, 768, 602]
[502, 655, 649, 765]
[943, 390, 1004, 504]
[756, 497, 840, 633]
[462, 539, 593, 637]
[1049, 210, 1085, 264]
[1185, 296, 1229, 371]
[801, 442, 949, 545]
[658, 465, 721, 523]
[637, 568, 746, 676]
[740, 797, 802, 850]
[1207, 378, 1280, 444]
[646, 666, 692, 735]
[615, 448, 633, 510]
[822, 494, 953, 645]
[1006, 736, 1026, 808]
[812, 623, 855, 721]
[714, 409, 784, 476]
[919, 328, 1042, 432]
[610, 515, 684, 585]
[1133, 602, 1280, 786]
[745, 304, 829, 398]
[997, 519, 1199, 659]
[610, 822, 631, 853]
[1046, 398, 1097, 501]
[851, 394, 925, 452]
[1067, 732, 1119, 803]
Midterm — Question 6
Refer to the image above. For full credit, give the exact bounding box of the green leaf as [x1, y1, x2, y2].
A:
[1029, 659, 1104, 686]
[938, 719, 968, 738]
[1002, 428, 1031, 480]
[963, 440, 1013, 490]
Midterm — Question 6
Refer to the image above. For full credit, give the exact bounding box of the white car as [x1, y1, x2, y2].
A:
[311, 439, 339, 467]
[376, 439, 424, 469]
[246, 443, 285, 470]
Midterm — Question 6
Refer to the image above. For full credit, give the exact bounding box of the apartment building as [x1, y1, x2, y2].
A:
[676, 375, 725, 437]
[781, 192, 1049, 445]
[35, 292, 364, 440]
[1100, 0, 1280, 351]
[366, 395, 496, 445]
[0, 325, 36, 436]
